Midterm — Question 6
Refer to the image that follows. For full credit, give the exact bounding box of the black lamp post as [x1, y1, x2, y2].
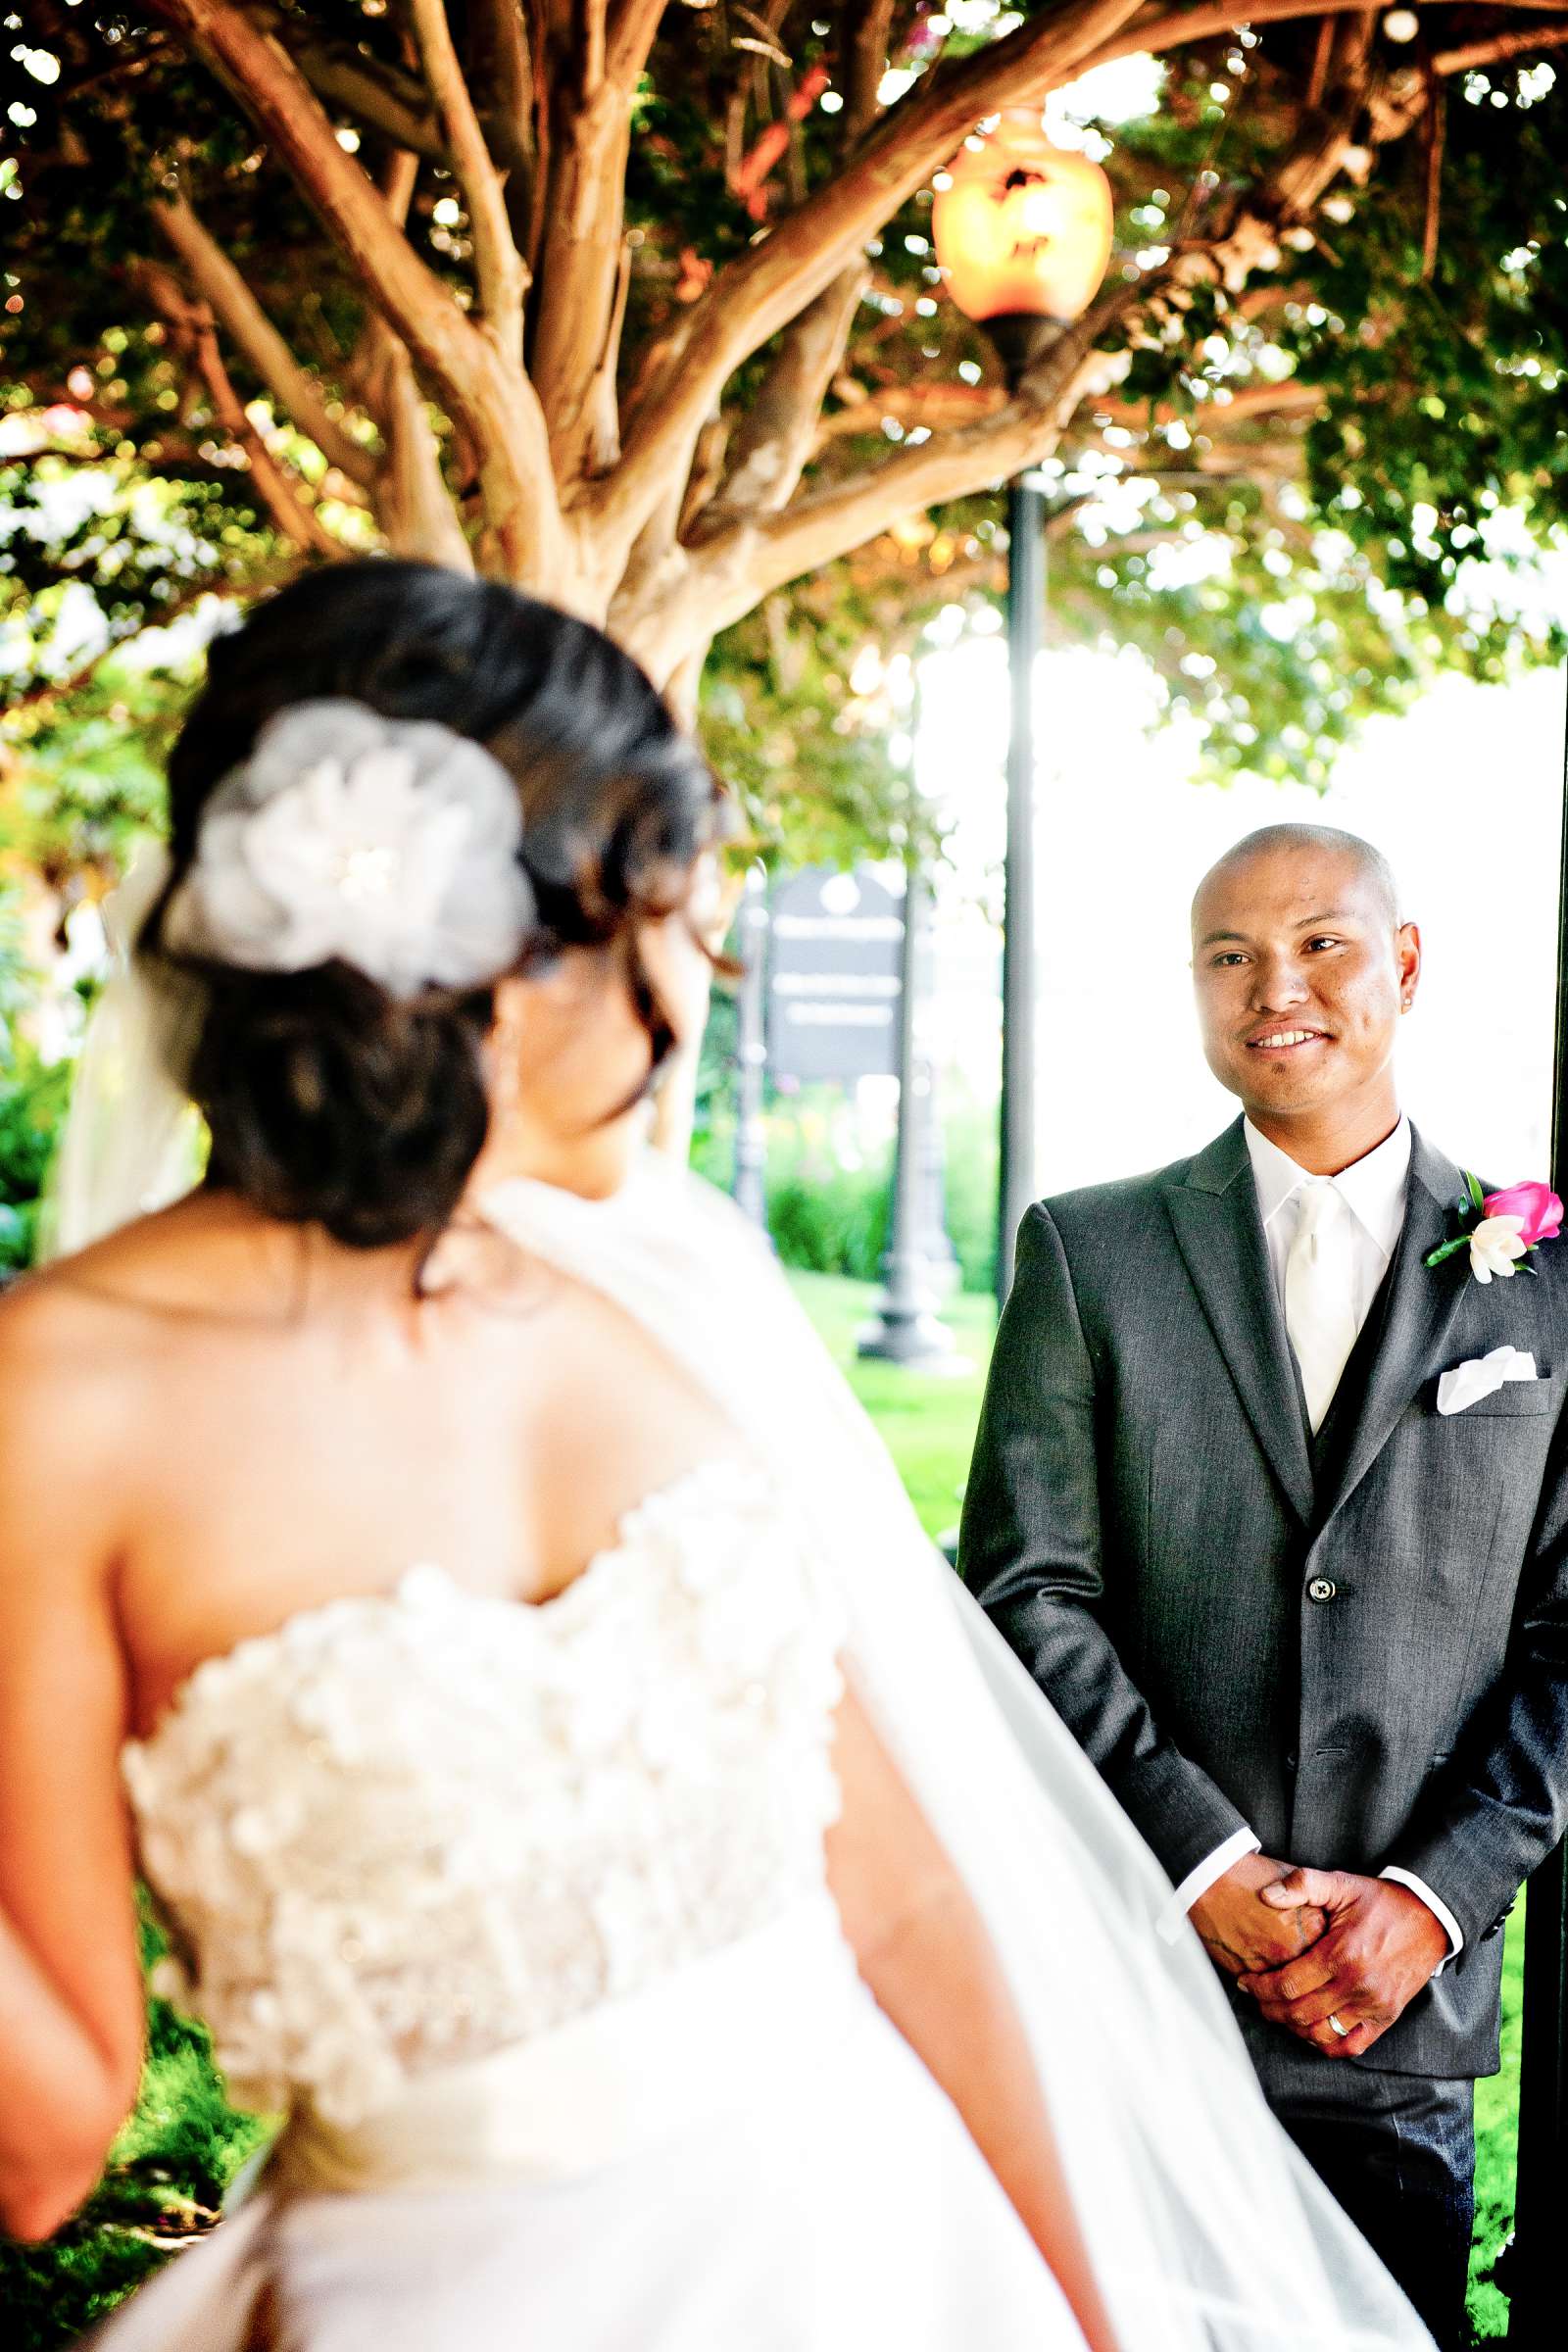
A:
[730, 863, 770, 1232]
[932, 114, 1113, 1311]
[999, 463, 1048, 1317]
[858, 850, 962, 1367]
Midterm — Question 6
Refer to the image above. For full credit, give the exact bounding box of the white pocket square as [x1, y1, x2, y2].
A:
[1437, 1346, 1540, 1417]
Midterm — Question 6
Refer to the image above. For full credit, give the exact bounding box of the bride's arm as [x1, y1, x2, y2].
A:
[826, 1683, 1119, 2352]
[0, 1289, 148, 2240]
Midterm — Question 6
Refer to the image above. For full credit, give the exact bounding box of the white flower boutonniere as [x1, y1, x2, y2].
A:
[1425, 1173, 1565, 1287]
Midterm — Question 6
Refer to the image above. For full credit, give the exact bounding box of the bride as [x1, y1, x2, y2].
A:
[0, 562, 1430, 2350]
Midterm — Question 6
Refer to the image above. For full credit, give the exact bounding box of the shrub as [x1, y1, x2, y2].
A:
[0, 880, 74, 1276]
[0, 1049, 72, 1276]
[934, 1092, 999, 1297]
[762, 1105, 892, 1283]
[691, 1086, 999, 1296]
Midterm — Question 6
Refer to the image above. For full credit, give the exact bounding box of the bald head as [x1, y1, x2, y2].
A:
[1189, 820, 1419, 1159]
[1192, 825, 1400, 939]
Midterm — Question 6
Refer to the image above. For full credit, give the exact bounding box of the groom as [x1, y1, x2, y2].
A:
[960, 824, 1568, 2350]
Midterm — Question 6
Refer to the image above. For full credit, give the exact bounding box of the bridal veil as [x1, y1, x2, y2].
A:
[45, 960, 1434, 2352]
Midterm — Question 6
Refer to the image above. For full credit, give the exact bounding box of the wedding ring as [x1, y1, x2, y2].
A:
[1328, 2012, 1351, 2038]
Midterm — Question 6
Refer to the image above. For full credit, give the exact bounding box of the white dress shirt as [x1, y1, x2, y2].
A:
[1249, 1114, 1410, 1328]
[1157, 1116, 1465, 1967]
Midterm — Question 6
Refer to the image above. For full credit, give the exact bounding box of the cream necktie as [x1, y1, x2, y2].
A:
[1284, 1180, 1359, 1434]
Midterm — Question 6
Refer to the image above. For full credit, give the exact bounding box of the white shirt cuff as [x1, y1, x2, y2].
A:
[1380, 1868, 1464, 1972]
[1156, 1826, 1263, 1945]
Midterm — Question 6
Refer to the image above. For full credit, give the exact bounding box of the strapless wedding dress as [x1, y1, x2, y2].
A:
[86, 1461, 1083, 2350]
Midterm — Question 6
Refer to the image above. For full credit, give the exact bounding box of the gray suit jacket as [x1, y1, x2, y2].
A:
[960, 1119, 1568, 2077]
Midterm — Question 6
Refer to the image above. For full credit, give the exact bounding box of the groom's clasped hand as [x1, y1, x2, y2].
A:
[1195, 1855, 1448, 2058]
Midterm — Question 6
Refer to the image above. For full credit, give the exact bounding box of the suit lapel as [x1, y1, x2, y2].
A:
[1162, 1121, 1315, 1525]
[1313, 1129, 1471, 1527]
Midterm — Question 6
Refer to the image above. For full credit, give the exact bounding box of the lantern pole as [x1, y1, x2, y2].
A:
[860, 670, 962, 1366]
[929, 117, 1113, 1314]
[731, 863, 770, 1233]
[999, 466, 1047, 1312]
[858, 849, 961, 1365]
[1507, 696, 1568, 2345]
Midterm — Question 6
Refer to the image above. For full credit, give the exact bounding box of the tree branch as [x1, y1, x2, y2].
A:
[526, 0, 658, 483]
[580, 232, 634, 473]
[611, 29, 873, 586]
[1152, 27, 1384, 290]
[1304, 15, 1335, 111]
[1422, 83, 1446, 280]
[408, 0, 528, 364]
[467, 0, 537, 238]
[281, 35, 447, 161]
[678, 413, 732, 540]
[151, 191, 377, 486]
[606, 0, 671, 88]
[360, 322, 474, 570]
[130, 259, 341, 559]
[1432, 23, 1568, 74]
[816, 373, 1327, 449]
[696, 10, 1496, 675]
[340, 146, 472, 572]
[1102, 378, 1325, 433]
[730, 331, 1117, 591]
[693, 265, 867, 538]
[145, 0, 564, 586]
[614, 290, 1142, 676]
[574, 0, 608, 95]
[380, 146, 421, 230]
[595, 0, 1151, 565]
[843, 0, 897, 141]
[1080, 0, 1568, 76]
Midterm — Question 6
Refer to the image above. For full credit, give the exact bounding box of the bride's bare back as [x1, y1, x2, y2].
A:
[10, 1185, 748, 1741]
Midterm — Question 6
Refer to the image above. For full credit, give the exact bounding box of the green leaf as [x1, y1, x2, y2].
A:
[1424, 1236, 1470, 1268]
[1466, 1171, 1488, 1216]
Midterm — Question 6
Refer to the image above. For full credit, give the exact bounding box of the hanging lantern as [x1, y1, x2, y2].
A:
[932, 112, 1114, 386]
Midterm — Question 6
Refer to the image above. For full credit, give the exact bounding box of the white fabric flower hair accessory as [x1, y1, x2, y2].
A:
[162, 699, 535, 999]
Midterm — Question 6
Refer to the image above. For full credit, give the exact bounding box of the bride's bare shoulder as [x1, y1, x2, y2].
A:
[0, 1215, 246, 1679]
[0, 1194, 264, 1361]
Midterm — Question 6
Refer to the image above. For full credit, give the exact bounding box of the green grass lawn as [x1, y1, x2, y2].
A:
[0, 1269, 1525, 2340]
[792, 1268, 1523, 2339]
[786, 1269, 995, 1543]
[1472, 1914, 1523, 2336]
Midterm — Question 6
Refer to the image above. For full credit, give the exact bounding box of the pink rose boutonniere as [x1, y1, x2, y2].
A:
[1425, 1173, 1565, 1286]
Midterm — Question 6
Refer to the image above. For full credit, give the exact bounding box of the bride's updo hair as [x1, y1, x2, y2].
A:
[149, 561, 728, 1250]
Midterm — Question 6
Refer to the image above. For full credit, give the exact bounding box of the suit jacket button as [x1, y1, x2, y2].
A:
[1307, 1577, 1338, 1604]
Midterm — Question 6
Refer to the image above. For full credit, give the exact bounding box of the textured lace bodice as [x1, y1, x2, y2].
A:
[122, 1462, 846, 2127]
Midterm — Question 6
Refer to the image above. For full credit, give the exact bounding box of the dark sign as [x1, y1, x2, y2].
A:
[767, 866, 903, 1083]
